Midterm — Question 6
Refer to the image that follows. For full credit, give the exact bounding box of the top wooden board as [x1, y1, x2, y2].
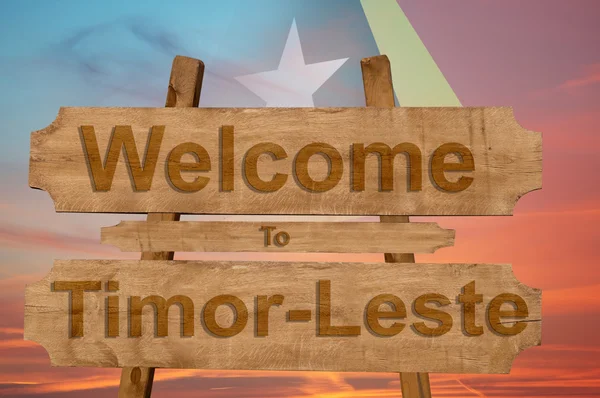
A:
[29, 107, 541, 215]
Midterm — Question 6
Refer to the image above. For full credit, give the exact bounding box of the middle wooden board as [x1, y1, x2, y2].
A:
[101, 221, 455, 253]
[25, 260, 541, 374]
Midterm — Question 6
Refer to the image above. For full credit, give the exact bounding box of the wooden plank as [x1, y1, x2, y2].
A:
[24, 260, 542, 374]
[118, 55, 204, 398]
[101, 221, 455, 253]
[29, 106, 541, 215]
[361, 54, 429, 397]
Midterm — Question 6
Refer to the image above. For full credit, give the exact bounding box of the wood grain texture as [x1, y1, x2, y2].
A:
[24, 260, 541, 374]
[362, 54, 426, 396]
[118, 55, 204, 398]
[29, 107, 541, 215]
[101, 221, 455, 253]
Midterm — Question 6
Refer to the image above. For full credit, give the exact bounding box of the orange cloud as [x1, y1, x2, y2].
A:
[544, 283, 600, 316]
[0, 344, 598, 397]
[0, 338, 38, 349]
[0, 327, 23, 335]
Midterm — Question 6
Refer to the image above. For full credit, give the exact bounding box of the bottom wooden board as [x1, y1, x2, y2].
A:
[24, 260, 541, 374]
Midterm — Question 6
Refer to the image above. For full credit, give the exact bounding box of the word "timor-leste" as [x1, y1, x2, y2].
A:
[55, 279, 528, 338]
[82, 125, 474, 193]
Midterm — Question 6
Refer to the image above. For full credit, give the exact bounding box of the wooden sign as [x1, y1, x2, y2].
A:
[101, 221, 455, 253]
[29, 107, 541, 215]
[24, 260, 541, 374]
[24, 55, 546, 398]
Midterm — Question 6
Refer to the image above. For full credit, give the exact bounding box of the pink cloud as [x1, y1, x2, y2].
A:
[559, 63, 600, 90]
[0, 224, 116, 257]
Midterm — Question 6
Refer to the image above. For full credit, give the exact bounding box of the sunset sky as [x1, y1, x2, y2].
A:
[1, 0, 599, 397]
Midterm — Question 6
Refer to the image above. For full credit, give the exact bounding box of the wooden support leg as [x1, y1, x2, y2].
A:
[360, 55, 432, 398]
[117, 55, 205, 398]
[400, 372, 432, 398]
[119, 367, 155, 398]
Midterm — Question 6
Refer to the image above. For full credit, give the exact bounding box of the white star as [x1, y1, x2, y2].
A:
[235, 19, 348, 107]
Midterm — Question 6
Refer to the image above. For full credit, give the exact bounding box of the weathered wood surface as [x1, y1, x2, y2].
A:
[118, 55, 205, 398]
[24, 260, 541, 374]
[362, 54, 431, 397]
[29, 106, 541, 215]
[101, 221, 454, 253]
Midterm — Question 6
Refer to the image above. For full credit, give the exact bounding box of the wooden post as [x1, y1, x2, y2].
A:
[360, 54, 432, 398]
[117, 55, 204, 398]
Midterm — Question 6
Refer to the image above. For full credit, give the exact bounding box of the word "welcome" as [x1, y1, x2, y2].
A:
[81, 125, 475, 194]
